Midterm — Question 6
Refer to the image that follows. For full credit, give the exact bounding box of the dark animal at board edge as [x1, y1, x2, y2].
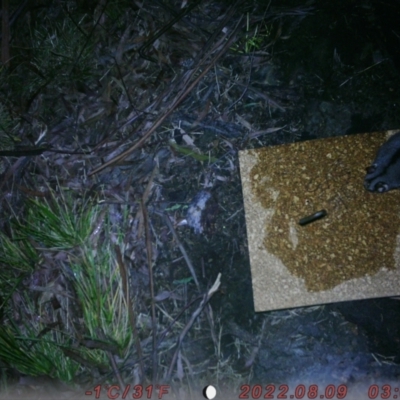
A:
[364, 131, 400, 193]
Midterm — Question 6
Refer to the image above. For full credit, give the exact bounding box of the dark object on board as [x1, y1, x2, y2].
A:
[364, 131, 400, 193]
[299, 209, 327, 226]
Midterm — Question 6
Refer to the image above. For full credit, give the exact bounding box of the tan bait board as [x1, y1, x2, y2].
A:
[239, 131, 400, 312]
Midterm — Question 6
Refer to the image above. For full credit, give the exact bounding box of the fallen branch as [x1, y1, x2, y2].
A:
[166, 273, 221, 381]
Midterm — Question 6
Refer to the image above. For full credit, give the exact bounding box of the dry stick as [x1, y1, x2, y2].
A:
[162, 212, 200, 291]
[154, 1, 240, 116]
[227, 50, 255, 111]
[204, 303, 218, 351]
[138, 0, 203, 64]
[161, 210, 219, 362]
[89, 295, 206, 389]
[245, 316, 268, 369]
[166, 0, 240, 99]
[141, 199, 158, 384]
[178, 2, 241, 79]
[0, 156, 30, 193]
[88, 14, 244, 177]
[102, 289, 218, 378]
[166, 273, 221, 382]
[90, 99, 158, 155]
[163, 203, 219, 350]
[115, 244, 144, 382]
[69, 0, 111, 72]
[135, 165, 158, 239]
[217, 70, 285, 111]
[168, 12, 244, 112]
[96, 328, 125, 389]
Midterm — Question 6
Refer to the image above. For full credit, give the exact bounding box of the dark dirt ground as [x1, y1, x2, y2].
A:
[1, 0, 400, 399]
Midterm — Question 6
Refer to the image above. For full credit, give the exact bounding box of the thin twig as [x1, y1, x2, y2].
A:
[141, 199, 158, 384]
[166, 273, 221, 381]
[96, 328, 125, 388]
[217, 70, 285, 111]
[88, 12, 244, 176]
[138, 0, 203, 64]
[69, 0, 110, 72]
[114, 244, 144, 382]
[339, 59, 386, 87]
[162, 212, 200, 291]
[227, 50, 255, 111]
